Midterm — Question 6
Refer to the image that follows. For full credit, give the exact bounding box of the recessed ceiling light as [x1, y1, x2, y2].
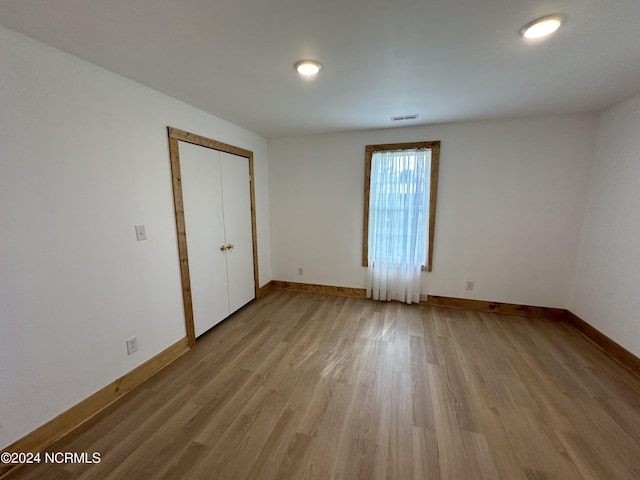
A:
[295, 60, 322, 76]
[520, 14, 564, 39]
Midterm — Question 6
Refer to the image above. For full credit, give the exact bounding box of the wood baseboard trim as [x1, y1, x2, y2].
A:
[257, 281, 274, 299]
[271, 280, 367, 298]
[424, 295, 567, 320]
[565, 311, 640, 378]
[0, 337, 190, 479]
[270, 280, 563, 319]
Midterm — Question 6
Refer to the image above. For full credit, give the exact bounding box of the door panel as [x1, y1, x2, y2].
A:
[179, 142, 229, 337]
[220, 151, 256, 312]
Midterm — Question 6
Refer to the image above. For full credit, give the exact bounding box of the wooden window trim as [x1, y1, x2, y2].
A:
[362, 141, 440, 272]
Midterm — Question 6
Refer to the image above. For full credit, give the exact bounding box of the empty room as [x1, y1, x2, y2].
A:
[1, 1, 640, 479]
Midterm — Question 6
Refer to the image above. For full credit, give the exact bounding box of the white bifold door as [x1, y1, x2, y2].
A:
[179, 141, 255, 338]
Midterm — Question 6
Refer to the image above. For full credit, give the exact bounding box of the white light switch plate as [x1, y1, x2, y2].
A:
[135, 225, 147, 241]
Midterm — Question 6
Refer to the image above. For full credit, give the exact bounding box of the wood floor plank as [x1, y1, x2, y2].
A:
[296, 381, 355, 480]
[409, 335, 436, 429]
[245, 408, 299, 480]
[411, 426, 440, 480]
[5, 291, 640, 480]
[271, 432, 312, 480]
[462, 431, 501, 480]
[330, 370, 379, 480]
[383, 371, 414, 480]
[192, 370, 265, 448]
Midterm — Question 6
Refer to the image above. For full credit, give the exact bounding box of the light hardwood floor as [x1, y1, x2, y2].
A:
[6, 290, 640, 479]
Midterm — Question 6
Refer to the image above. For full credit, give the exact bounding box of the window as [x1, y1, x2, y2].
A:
[362, 141, 440, 272]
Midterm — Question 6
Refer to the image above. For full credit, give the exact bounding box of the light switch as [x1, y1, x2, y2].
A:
[135, 225, 147, 241]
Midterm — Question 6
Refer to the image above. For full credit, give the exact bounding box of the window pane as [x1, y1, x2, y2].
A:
[368, 149, 431, 266]
[362, 141, 440, 272]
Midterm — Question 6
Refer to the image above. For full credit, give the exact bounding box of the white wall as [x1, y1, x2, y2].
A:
[0, 25, 271, 448]
[569, 93, 640, 358]
[269, 115, 596, 307]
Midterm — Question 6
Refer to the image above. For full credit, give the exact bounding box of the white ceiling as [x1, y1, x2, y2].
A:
[1, 0, 639, 137]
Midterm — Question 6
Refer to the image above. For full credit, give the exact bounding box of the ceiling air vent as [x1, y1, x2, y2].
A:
[391, 114, 419, 121]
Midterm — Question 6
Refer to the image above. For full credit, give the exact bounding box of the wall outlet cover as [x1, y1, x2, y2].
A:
[134, 225, 147, 241]
[126, 336, 138, 355]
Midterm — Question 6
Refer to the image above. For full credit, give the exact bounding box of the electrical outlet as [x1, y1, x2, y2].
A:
[126, 336, 138, 355]
[465, 281, 474, 291]
[135, 225, 147, 241]
[298, 267, 304, 275]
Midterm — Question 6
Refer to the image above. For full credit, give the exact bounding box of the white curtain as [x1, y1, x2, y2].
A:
[366, 149, 430, 304]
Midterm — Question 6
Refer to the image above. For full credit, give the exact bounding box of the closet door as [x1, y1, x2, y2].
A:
[179, 142, 230, 337]
[220, 151, 256, 312]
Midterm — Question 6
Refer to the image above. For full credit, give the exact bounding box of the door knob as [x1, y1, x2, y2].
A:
[220, 245, 227, 251]
[226, 243, 235, 250]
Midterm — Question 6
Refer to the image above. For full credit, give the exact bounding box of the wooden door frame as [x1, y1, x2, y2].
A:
[167, 126, 259, 346]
